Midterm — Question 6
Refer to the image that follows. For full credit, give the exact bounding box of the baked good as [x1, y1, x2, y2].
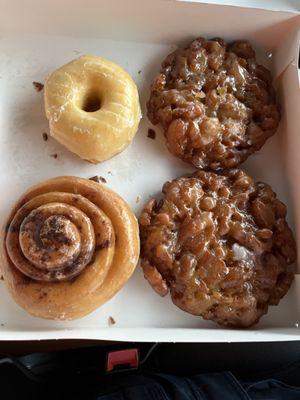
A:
[139, 169, 296, 327]
[147, 38, 280, 170]
[1, 176, 139, 320]
[44, 55, 141, 163]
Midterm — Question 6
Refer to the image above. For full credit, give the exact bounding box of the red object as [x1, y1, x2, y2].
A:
[106, 348, 139, 372]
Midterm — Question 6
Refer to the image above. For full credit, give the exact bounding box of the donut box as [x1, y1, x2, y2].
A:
[0, 0, 299, 342]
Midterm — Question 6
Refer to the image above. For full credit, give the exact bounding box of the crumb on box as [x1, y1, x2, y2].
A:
[108, 316, 116, 326]
[42, 132, 48, 141]
[136, 195, 141, 204]
[33, 81, 44, 92]
[147, 128, 156, 140]
[0, 323, 4, 327]
[50, 153, 58, 159]
[89, 175, 107, 184]
[107, 171, 114, 176]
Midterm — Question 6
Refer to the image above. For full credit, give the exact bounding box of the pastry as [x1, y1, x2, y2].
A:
[147, 38, 280, 170]
[139, 169, 296, 328]
[1, 176, 139, 320]
[44, 55, 141, 163]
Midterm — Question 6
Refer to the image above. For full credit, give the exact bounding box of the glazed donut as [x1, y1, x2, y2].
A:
[1, 176, 139, 320]
[44, 55, 141, 163]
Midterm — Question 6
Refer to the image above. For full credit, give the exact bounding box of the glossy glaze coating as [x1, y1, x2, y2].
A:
[45, 55, 141, 163]
[147, 38, 280, 170]
[139, 170, 296, 327]
[2, 177, 140, 320]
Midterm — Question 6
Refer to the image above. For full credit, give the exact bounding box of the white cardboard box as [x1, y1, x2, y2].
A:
[0, 0, 299, 342]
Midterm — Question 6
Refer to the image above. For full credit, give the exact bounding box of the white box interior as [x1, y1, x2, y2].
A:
[0, 0, 299, 341]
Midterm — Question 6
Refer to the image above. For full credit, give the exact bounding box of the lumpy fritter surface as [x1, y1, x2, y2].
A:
[147, 38, 280, 170]
[139, 170, 296, 327]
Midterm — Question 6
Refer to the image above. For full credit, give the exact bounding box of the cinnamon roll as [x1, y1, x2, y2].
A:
[1, 176, 139, 320]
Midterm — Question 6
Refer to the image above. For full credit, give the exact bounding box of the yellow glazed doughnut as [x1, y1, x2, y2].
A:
[1, 176, 140, 320]
[44, 56, 141, 163]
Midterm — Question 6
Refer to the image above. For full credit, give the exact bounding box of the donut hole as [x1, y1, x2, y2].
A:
[81, 90, 102, 112]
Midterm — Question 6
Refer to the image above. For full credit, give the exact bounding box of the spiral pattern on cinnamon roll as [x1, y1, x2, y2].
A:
[1, 176, 139, 320]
